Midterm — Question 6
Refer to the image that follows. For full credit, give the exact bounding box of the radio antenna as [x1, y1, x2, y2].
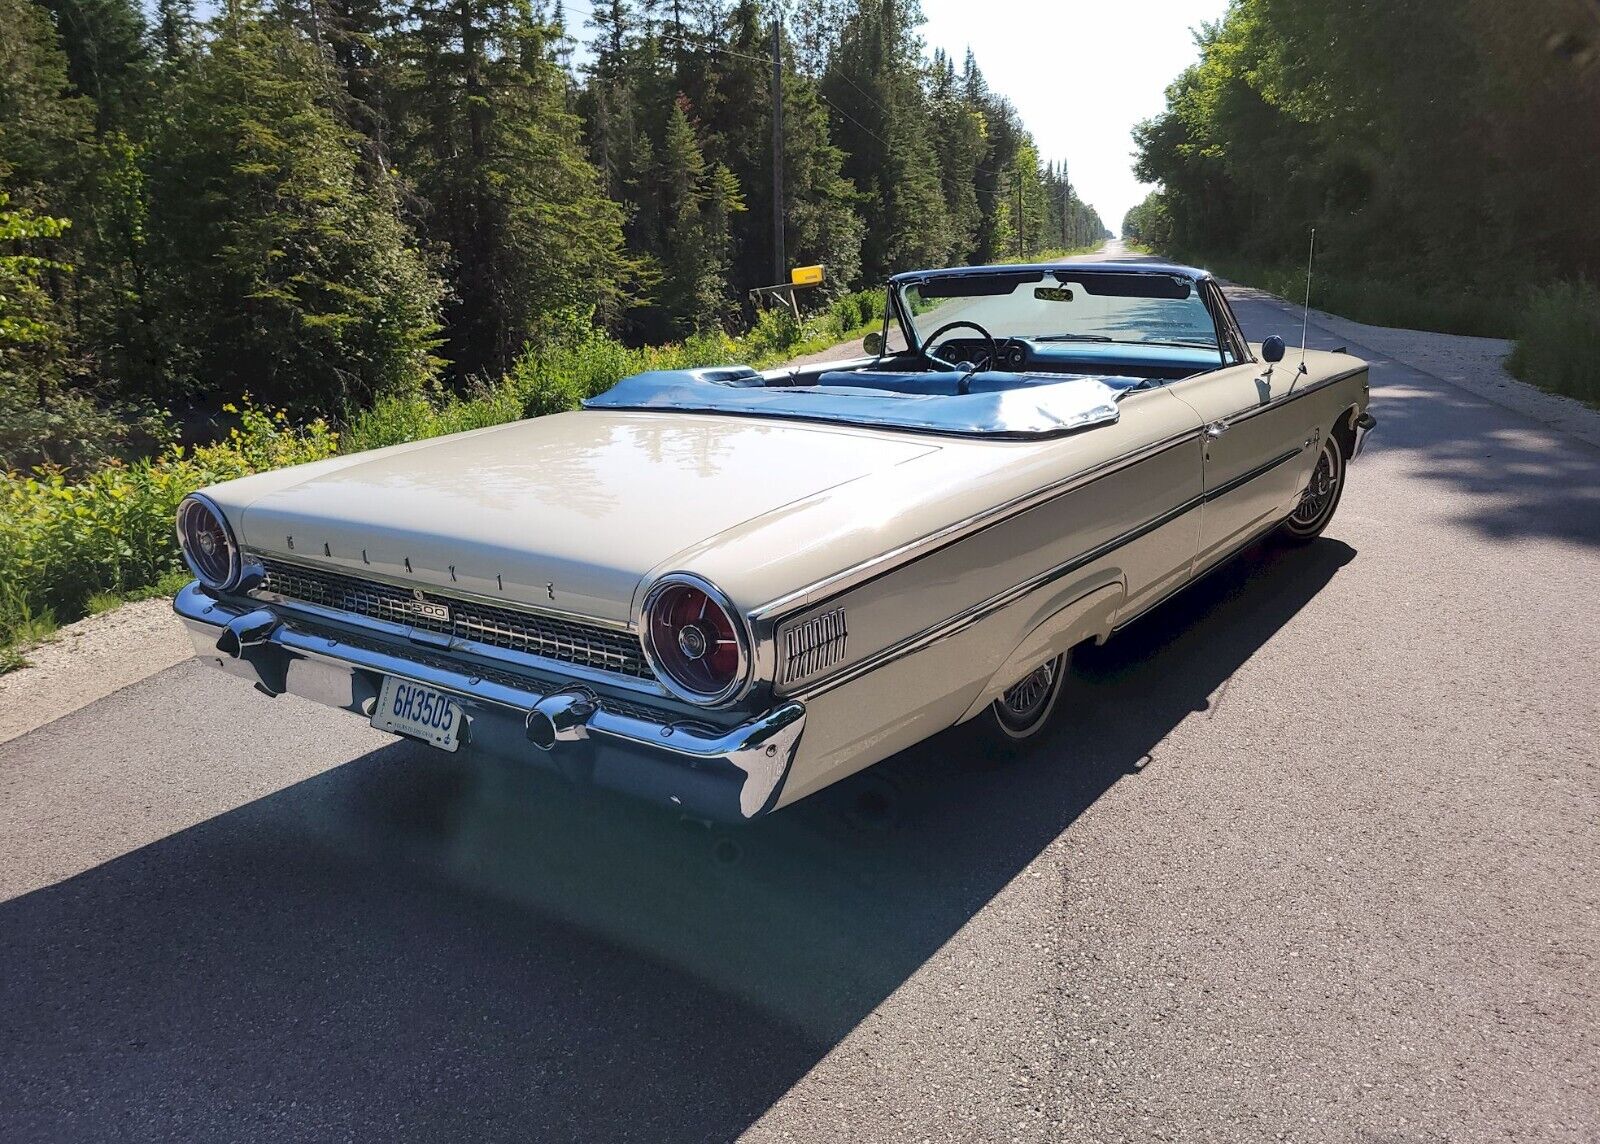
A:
[1289, 228, 1315, 393]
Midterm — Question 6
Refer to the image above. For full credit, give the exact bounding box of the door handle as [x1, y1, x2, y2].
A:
[1204, 420, 1229, 439]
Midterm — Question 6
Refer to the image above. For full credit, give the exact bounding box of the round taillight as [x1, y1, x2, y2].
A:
[176, 494, 239, 590]
[643, 577, 749, 705]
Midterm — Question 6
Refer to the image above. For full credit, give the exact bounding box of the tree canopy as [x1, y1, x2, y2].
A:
[1131, 0, 1599, 288]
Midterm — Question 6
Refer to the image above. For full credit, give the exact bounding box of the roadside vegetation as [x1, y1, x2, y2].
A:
[1120, 0, 1597, 401]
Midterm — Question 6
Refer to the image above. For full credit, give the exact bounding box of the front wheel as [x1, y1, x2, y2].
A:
[1280, 434, 1346, 543]
[978, 653, 1068, 748]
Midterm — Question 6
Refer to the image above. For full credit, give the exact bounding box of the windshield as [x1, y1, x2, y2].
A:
[897, 269, 1224, 353]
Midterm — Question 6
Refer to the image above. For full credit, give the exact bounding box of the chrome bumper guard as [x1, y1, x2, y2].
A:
[1352, 411, 1377, 459]
[175, 582, 804, 821]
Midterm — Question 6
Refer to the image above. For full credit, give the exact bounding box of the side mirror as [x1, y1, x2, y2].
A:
[1261, 335, 1286, 363]
[863, 331, 884, 357]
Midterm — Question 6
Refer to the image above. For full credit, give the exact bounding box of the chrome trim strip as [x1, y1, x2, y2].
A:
[791, 494, 1205, 701]
[243, 549, 635, 633]
[176, 582, 805, 821]
[1113, 507, 1295, 632]
[751, 427, 1203, 622]
[229, 589, 674, 700]
[1202, 447, 1304, 503]
[1222, 365, 1368, 429]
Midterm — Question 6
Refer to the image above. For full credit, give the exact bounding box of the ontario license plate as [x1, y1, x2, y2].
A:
[372, 676, 462, 751]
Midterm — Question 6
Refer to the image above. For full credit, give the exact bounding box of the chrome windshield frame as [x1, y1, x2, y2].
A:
[890, 264, 1227, 356]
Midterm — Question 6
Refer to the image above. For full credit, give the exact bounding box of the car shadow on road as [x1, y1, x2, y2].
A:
[0, 539, 1354, 1143]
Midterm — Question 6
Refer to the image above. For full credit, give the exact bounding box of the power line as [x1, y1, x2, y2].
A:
[815, 91, 894, 151]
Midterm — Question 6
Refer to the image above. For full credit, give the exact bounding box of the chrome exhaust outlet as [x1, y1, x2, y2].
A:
[526, 691, 596, 751]
[217, 608, 280, 659]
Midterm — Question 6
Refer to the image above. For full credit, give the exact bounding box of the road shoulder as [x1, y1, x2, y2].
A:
[1224, 284, 1600, 453]
[0, 598, 193, 746]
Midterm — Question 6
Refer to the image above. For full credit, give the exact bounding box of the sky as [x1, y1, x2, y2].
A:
[920, 0, 1230, 234]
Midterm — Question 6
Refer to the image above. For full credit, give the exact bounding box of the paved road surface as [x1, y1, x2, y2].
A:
[2, 270, 1597, 1142]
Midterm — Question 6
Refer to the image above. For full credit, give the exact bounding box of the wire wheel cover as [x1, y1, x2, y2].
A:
[996, 658, 1060, 733]
[1291, 439, 1341, 527]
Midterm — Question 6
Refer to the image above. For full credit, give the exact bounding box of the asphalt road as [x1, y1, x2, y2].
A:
[3, 281, 1597, 1143]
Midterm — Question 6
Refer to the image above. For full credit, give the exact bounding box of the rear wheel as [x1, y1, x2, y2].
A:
[979, 652, 1068, 748]
[1281, 434, 1346, 543]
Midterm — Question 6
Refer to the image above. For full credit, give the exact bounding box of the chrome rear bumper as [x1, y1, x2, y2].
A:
[175, 581, 804, 821]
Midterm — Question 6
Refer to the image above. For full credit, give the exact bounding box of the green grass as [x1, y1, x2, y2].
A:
[0, 607, 57, 676]
[1506, 280, 1600, 409]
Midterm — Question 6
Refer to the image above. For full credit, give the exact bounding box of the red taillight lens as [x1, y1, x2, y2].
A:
[645, 580, 747, 704]
[176, 495, 238, 590]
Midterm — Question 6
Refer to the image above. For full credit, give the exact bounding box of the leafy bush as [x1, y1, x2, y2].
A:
[0, 405, 335, 652]
[1507, 281, 1600, 408]
[346, 289, 884, 450]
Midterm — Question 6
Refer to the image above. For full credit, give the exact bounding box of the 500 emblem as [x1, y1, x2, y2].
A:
[407, 590, 452, 625]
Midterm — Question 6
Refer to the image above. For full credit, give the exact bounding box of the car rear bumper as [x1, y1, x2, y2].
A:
[174, 581, 804, 822]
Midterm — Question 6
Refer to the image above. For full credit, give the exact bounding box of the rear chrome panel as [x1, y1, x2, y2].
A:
[251, 557, 654, 681]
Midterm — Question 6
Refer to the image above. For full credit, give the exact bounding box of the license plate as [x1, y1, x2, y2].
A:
[372, 676, 462, 751]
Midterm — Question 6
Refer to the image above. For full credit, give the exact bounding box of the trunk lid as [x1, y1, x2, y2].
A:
[233, 410, 938, 623]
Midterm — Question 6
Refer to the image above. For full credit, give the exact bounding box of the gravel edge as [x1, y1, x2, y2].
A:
[0, 598, 193, 745]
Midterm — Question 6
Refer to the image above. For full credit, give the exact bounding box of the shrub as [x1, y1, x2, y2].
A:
[1507, 281, 1600, 408]
[1177, 255, 1516, 339]
[0, 404, 335, 650]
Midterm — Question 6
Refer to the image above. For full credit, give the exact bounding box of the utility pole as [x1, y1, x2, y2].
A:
[771, 18, 786, 287]
[1015, 173, 1026, 261]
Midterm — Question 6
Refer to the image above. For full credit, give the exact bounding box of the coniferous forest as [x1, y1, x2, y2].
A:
[0, 0, 1110, 471]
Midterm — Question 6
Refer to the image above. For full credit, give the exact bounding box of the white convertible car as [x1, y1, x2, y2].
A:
[176, 262, 1373, 821]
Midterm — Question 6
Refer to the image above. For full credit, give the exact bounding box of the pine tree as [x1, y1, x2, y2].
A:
[390, 0, 630, 375]
[824, 0, 951, 278]
[36, 0, 152, 132]
[653, 98, 744, 334]
[144, 1, 443, 412]
[927, 48, 983, 261]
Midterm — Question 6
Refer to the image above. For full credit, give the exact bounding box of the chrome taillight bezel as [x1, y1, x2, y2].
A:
[175, 493, 241, 592]
[639, 573, 753, 708]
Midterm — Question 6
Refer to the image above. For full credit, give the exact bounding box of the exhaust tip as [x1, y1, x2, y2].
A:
[526, 692, 594, 751]
[527, 711, 558, 751]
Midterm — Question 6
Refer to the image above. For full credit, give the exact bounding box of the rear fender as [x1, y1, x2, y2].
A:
[957, 580, 1124, 723]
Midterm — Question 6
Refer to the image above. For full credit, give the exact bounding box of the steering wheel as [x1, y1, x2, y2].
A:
[920, 320, 1000, 382]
